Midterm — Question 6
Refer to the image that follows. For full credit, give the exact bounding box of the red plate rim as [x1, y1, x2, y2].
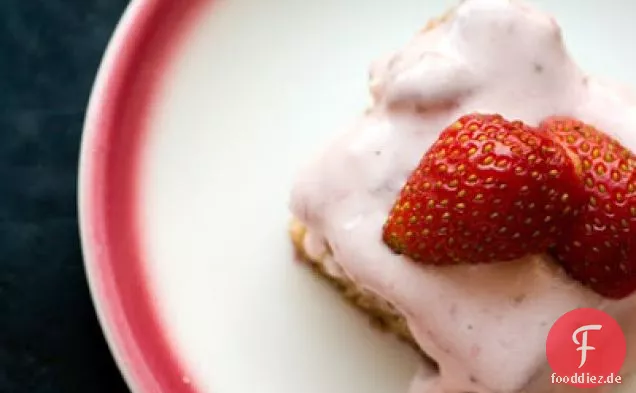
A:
[78, 0, 209, 392]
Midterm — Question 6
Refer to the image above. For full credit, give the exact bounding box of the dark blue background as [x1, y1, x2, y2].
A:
[1, 0, 131, 392]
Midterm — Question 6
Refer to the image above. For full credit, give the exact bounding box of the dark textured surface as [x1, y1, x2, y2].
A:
[0, 0, 131, 392]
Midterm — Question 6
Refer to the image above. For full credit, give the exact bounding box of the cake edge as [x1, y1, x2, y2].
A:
[289, 218, 430, 356]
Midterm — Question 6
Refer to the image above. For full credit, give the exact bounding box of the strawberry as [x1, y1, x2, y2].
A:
[382, 113, 585, 265]
[540, 117, 636, 298]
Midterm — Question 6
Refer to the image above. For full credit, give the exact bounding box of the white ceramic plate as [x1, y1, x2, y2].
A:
[79, 1, 636, 392]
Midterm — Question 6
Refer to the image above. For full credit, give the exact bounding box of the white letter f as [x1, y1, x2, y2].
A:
[572, 324, 603, 368]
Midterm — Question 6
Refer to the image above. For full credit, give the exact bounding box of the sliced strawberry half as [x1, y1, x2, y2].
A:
[382, 113, 586, 265]
[541, 117, 636, 298]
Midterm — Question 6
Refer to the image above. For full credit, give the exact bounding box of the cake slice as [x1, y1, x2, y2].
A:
[289, 1, 636, 392]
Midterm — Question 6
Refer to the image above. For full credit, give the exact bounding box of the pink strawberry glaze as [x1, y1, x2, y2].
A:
[291, 1, 636, 392]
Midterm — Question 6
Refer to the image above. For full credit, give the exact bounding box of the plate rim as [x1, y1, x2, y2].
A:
[78, 0, 208, 392]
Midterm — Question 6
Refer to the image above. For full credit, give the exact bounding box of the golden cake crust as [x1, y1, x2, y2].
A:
[290, 218, 417, 348]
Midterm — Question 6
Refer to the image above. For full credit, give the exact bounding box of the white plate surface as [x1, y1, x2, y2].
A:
[81, 1, 636, 392]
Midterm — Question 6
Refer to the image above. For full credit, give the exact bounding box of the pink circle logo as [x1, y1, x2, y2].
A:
[546, 308, 626, 388]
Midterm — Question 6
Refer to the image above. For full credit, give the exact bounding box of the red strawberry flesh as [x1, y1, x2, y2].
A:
[382, 113, 585, 265]
[541, 117, 636, 298]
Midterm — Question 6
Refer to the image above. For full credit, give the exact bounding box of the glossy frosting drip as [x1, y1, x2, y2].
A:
[290, 0, 636, 391]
